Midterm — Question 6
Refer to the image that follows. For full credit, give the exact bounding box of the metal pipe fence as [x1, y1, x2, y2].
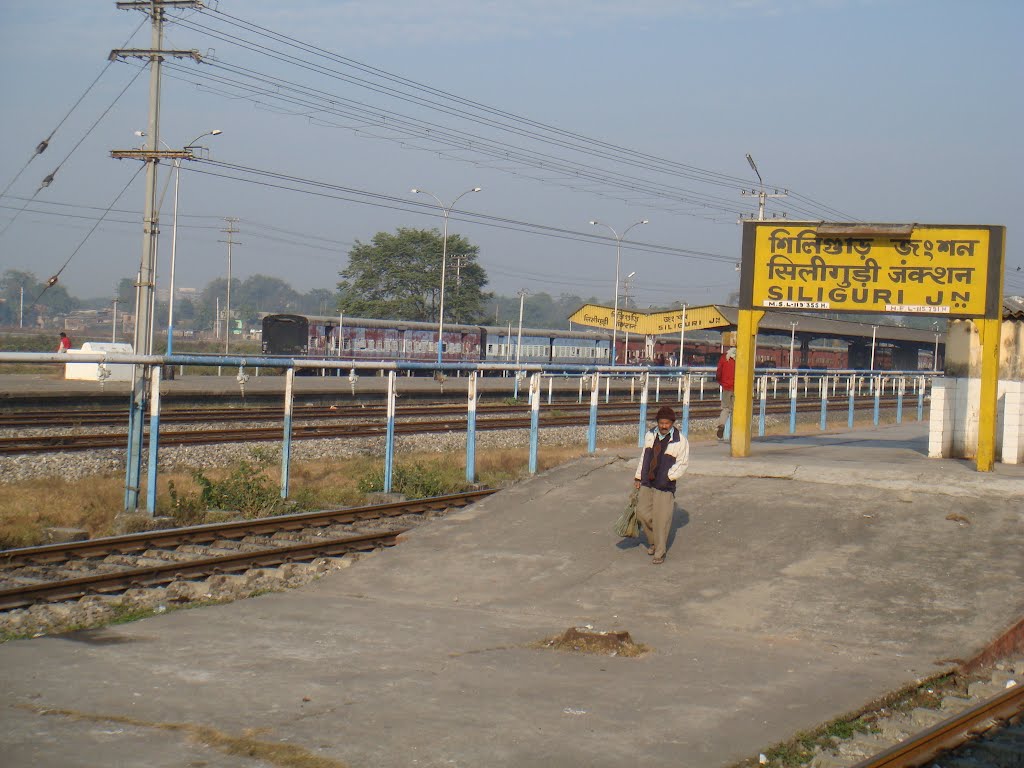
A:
[0, 352, 940, 515]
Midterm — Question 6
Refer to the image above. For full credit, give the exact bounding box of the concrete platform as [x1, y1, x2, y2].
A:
[1, 423, 1022, 767]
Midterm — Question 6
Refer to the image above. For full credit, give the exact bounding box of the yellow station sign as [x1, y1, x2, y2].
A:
[569, 304, 731, 335]
[744, 223, 1002, 317]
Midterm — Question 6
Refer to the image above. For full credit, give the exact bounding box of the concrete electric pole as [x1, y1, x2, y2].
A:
[220, 217, 241, 355]
[109, 0, 203, 513]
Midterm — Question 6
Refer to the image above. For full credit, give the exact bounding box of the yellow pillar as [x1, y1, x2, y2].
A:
[731, 309, 763, 457]
[975, 317, 1000, 472]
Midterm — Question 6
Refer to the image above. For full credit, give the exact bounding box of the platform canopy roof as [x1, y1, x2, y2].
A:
[570, 303, 945, 345]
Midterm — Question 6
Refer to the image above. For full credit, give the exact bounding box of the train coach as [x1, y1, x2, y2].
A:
[261, 314, 613, 368]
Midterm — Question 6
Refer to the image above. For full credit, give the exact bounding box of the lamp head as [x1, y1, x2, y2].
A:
[471, 187, 482, 192]
[410, 188, 419, 193]
[134, 130, 146, 137]
[626, 271, 636, 278]
[640, 219, 649, 224]
[210, 129, 222, 136]
[588, 220, 598, 225]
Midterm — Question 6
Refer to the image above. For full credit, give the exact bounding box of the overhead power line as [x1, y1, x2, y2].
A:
[0, 16, 147, 203]
[185, 157, 739, 266]
[164, 7, 854, 222]
[0, 64, 146, 239]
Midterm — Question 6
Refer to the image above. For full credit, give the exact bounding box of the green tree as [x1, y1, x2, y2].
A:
[338, 228, 489, 322]
[116, 277, 136, 306]
[237, 275, 299, 315]
[0, 270, 78, 324]
[298, 288, 337, 316]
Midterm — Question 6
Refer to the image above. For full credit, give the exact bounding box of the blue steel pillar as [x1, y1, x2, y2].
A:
[587, 373, 600, 453]
[848, 374, 856, 429]
[758, 374, 767, 436]
[466, 371, 477, 483]
[681, 374, 691, 437]
[789, 375, 798, 434]
[637, 372, 649, 447]
[873, 375, 881, 426]
[896, 376, 904, 424]
[144, 365, 162, 513]
[819, 375, 828, 431]
[528, 373, 541, 474]
[280, 368, 294, 499]
[384, 370, 396, 492]
[917, 376, 925, 421]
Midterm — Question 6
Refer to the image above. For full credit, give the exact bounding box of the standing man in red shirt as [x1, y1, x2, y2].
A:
[715, 347, 736, 440]
[56, 332, 71, 353]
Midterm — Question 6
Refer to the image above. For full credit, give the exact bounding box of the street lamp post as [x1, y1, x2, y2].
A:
[870, 325, 879, 371]
[589, 218, 648, 364]
[411, 186, 481, 365]
[788, 321, 799, 369]
[933, 327, 941, 371]
[167, 130, 221, 355]
[746, 153, 766, 221]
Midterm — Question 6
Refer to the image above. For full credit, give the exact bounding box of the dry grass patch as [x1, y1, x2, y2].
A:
[0, 476, 126, 548]
[0, 445, 599, 549]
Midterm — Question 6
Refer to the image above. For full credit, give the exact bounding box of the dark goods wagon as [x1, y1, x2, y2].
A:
[261, 314, 310, 356]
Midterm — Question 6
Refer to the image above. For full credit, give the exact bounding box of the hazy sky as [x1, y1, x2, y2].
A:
[1, 0, 1022, 309]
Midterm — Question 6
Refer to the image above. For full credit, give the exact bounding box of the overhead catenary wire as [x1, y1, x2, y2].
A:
[186, 157, 739, 265]
[155, 58, 754, 218]
[0, 16, 147, 204]
[167, 9, 854, 222]
[29, 164, 144, 308]
[0, 64, 146, 240]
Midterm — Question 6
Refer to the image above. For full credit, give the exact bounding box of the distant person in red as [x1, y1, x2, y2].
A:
[56, 332, 71, 353]
[715, 347, 736, 440]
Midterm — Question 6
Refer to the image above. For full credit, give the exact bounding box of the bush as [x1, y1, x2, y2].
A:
[357, 460, 467, 499]
[193, 459, 288, 518]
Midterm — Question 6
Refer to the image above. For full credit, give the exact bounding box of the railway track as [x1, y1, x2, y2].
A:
[0, 490, 495, 611]
[0, 397, 908, 454]
[840, 672, 1024, 768]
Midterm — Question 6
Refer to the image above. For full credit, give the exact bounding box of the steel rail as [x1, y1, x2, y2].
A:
[0, 490, 497, 610]
[1, 490, 496, 566]
[0, 529, 404, 610]
[848, 683, 1024, 768]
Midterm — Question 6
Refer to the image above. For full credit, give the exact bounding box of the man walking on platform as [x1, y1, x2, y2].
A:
[715, 347, 736, 440]
[633, 405, 689, 564]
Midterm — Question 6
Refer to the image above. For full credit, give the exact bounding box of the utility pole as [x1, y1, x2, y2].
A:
[741, 153, 788, 221]
[450, 254, 467, 324]
[219, 217, 240, 354]
[622, 272, 635, 363]
[108, 0, 203, 514]
[515, 289, 528, 366]
[112, 298, 119, 342]
[19, 287, 24, 328]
